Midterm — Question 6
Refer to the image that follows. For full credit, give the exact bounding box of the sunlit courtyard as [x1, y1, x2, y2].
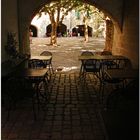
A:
[30, 37, 105, 73]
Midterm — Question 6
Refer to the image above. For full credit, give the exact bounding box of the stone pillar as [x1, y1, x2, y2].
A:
[104, 19, 114, 52]
[19, 22, 31, 56]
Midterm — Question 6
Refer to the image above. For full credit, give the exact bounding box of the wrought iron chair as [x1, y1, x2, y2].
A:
[106, 78, 138, 110]
[28, 59, 46, 69]
[40, 51, 54, 74]
[28, 59, 49, 106]
[4, 77, 37, 120]
[99, 58, 133, 105]
[79, 51, 102, 86]
[79, 51, 94, 78]
[101, 50, 118, 69]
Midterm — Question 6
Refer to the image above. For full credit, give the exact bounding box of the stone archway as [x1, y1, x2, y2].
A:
[30, 25, 38, 37]
[18, 0, 123, 55]
[72, 25, 92, 37]
[77, 25, 92, 37]
[46, 23, 67, 37]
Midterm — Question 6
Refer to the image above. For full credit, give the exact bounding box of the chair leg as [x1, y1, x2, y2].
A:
[38, 80, 49, 101]
[32, 97, 37, 120]
[34, 84, 40, 111]
[50, 63, 54, 74]
[99, 82, 105, 106]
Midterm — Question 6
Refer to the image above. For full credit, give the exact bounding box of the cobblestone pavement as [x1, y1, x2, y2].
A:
[30, 37, 105, 73]
[2, 73, 108, 140]
[2, 37, 108, 140]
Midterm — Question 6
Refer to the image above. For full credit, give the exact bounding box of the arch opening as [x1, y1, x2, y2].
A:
[25, 0, 122, 72]
[30, 25, 38, 37]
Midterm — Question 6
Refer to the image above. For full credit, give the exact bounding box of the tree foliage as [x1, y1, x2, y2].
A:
[75, 4, 105, 42]
[37, 0, 105, 45]
[38, 0, 82, 46]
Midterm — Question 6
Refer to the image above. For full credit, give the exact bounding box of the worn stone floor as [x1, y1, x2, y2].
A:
[30, 37, 105, 73]
[2, 37, 138, 140]
[2, 72, 108, 140]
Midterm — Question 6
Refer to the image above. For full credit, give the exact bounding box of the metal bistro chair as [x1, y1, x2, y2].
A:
[79, 51, 94, 78]
[100, 67, 125, 105]
[28, 59, 49, 108]
[28, 59, 46, 69]
[101, 51, 118, 69]
[80, 51, 102, 85]
[99, 58, 133, 105]
[4, 77, 37, 120]
[28, 58, 49, 84]
[40, 51, 54, 74]
[106, 77, 139, 111]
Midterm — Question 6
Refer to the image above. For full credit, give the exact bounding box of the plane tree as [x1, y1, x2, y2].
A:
[38, 0, 82, 46]
[76, 4, 105, 42]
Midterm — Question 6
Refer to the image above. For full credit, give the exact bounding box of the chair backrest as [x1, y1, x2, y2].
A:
[101, 51, 112, 55]
[124, 59, 132, 69]
[40, 51, 53, 65]
[83, 60, 101, 73]
[101, 51, 117, 69]
[81, 51, 94, 56]
[115, 59, 132, 69]
[40, 51, 52, 56]
[81, 51, 94, 65]
[28, 59, 45, 69]
[81, 52, 101, 72]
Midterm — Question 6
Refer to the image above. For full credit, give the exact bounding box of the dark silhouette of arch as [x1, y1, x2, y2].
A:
[30, 25, 37, 37]
[72, 28, 78, 36]
[72, 25, 92, 37]
[46, 24, 67, 37]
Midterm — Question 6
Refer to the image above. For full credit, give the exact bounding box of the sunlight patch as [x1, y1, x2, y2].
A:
[71, 47, 82, 49]
[81, 49, 96, 52]
[56, 66, 78, 72]
[38, 44, 47, 47]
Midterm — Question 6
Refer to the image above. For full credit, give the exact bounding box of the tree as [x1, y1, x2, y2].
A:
[38, 0, 81, 46]
[76, 4, 105, 42]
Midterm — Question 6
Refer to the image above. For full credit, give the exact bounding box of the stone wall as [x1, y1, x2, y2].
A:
[104, 19, 114, 52]
[16, 0, 124, 54]
[112, 0, 139, 68]
[1, 0, 139, 68]
[1, 0, 19, 62]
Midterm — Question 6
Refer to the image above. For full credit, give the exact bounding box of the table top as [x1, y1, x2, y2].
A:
[15, 68, 48, 77]
[78, 55, 128, 60]
[31, 55, 52, 60]
[105, 69, 139, 79]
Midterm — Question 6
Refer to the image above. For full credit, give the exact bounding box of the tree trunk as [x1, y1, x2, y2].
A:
[50, 22, 57, 46]
[83, 16, 89, 43]
[49, 13, 58, 46]
[84, 24, 88, 42]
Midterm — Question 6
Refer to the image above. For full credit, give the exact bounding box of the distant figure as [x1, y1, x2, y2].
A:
[67, 30, 72, 37]
[69, 31, 72, 37]
[29, 29, 33, 44]
[58, 32, 62, 37]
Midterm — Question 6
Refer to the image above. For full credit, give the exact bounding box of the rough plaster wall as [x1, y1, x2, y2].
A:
[104, 20, 114, 52]
[1, 0, 19, 62]
[112, 0, 139, 68]
[89, 0, 123, 29]
[17, 0, 52, 54]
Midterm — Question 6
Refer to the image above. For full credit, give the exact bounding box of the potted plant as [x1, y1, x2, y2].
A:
[5, 32, 18, 58]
